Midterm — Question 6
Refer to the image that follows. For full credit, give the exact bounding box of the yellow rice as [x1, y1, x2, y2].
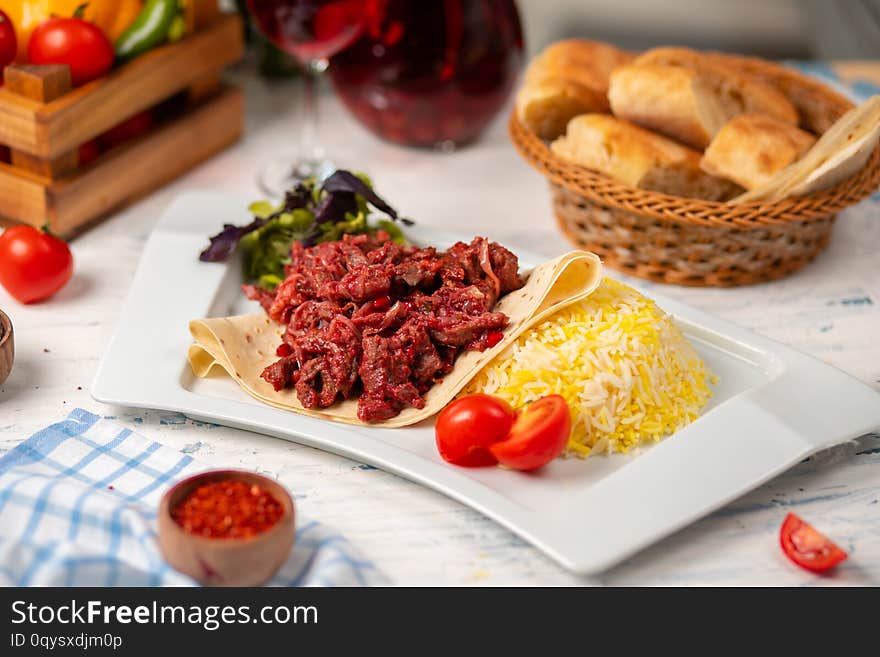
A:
[464, 278, 714, 458]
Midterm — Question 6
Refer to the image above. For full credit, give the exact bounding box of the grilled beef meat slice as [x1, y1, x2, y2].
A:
[252, 232, 523, 422]
[261, 356, 298, 391]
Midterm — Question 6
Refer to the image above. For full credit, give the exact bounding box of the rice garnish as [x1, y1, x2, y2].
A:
[464, 277, 714, 458]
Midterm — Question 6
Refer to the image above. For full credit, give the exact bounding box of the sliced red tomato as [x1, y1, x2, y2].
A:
[489, 395, 571, 471]
[780, 513, 848, 573]
[99, 110, 154, 149]
[435, 394, 516, 467]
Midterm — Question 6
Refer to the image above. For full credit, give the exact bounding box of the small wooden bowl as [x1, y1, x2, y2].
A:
[0, 310, 13, 386]
[158, 470, 296, 587]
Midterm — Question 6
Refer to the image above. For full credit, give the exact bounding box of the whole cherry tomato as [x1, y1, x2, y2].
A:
[435, 394, 516, 467]
[98, 110, 154, 149]
[28, 10, 115, 86]
[0, 10, 16, 80]
[779, 513, 848, 573]
[78, 139, 101, 166]
[0, 226, 74, 304]
[489, 395, 571, 471]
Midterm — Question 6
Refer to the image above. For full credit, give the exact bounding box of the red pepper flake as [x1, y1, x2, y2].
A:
[171, 479, 284, 539]
[275, 343, 292, 357]
[486, 331, 504, 348]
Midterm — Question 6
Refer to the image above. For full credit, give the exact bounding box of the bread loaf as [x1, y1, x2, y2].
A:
[700, 113, 816, 190]
[640, 49, 798, 122]
[517, 40, 633, 140]
[607, 64, 728, 149]
[608, 55, 798, 149]
[551, 114, 741, 200]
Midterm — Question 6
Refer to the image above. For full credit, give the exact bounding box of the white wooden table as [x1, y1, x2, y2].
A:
[1, 70, 879, 586]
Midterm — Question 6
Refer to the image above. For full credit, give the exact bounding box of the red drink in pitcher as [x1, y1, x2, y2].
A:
[329, 0, 524, 148]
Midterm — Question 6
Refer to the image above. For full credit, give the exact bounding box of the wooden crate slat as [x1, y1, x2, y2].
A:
[0, 163, 49, 225]
[0, 94, 42, 155]
[11, 149, 79, 180]
[46, 87, 243, 236]
[0, 13, 244, 158]
[4, 65, 72, 103]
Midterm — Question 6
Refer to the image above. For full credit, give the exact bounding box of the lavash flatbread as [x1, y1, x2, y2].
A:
[732, 95, 880, 203]
[188, 250, 603, 428]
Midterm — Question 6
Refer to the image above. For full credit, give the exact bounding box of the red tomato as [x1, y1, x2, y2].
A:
[435, 394, 516, 467]
[489, 395, 571, 471]
[0, 226, 74, 304]
[78, 139, 101, 166]
[779, 513, 848, 573]
[0, 10, 16, 78]
[98, 110, 154, 149]
[28, 15, 114, 86]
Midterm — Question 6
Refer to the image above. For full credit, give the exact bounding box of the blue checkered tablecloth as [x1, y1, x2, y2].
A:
[0, 409, 387, 587]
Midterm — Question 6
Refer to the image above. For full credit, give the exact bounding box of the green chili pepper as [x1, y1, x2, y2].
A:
[114, 0, 180, 61]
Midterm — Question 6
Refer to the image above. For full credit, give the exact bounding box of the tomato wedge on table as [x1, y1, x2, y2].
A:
[779, 513, 848, 573]
[489, 395, 571, 471]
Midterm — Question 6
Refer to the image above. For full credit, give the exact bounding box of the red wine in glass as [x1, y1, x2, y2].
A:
[246, 0, 369, 194]
[247, 0, 367, 62]
[329, 0, 524, 148]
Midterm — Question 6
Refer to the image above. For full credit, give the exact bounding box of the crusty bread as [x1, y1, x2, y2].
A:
[734, 95, 880, 202]
[551, 114, 741, 200]
[525, 39, 634, 88]
[632, 47, 799, 125]
[608, 57, 799, 149]
[632, 46, 709, 69]
[517, 40, 633, 140]
[700, 113, 816, 190]
[608, 64, 728, 149]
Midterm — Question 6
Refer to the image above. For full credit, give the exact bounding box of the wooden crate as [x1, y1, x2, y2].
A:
[0, 13, 245, 236]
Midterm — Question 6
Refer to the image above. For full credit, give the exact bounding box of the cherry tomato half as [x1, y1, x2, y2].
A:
[435, 394, 516, 467]
[28, 15, 114, 86]
[0, 226, 74, 304]
[779, 513, 847, 573]
[489, 395, 571, 471]
[0, 10, 16, 77]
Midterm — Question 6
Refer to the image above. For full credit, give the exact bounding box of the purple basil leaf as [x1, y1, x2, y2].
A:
[283, 181, 313, 213]
[313, 192, 358, 224]
[322, 170, 398, 219]
[199, 217, 266, 262]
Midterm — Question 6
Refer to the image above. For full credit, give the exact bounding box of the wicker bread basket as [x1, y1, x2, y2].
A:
[510, 52, 880, 286]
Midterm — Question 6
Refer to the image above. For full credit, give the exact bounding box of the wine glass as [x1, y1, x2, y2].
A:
[246, 0, 368, 196]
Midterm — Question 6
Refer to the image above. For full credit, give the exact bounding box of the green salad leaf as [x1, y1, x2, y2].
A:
[199, 170, 412, 288]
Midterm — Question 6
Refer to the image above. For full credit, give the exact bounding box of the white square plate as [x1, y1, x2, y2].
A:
[93, 192, 880, 574]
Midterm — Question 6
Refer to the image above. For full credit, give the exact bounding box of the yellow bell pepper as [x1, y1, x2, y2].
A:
[0, 0, 143, 62]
